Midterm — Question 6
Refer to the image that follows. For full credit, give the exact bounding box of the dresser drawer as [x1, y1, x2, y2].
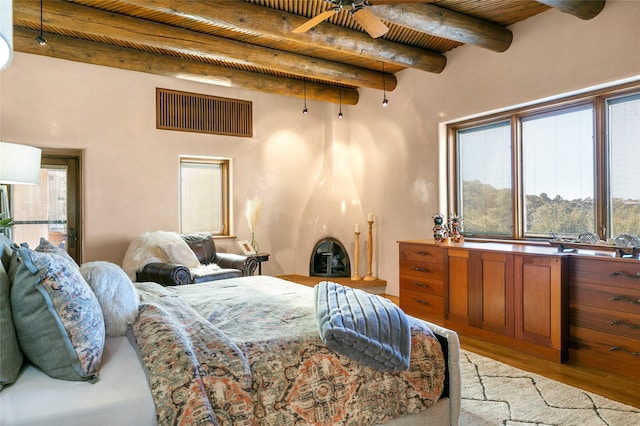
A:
[570, 258, 640, 290]
[400, 289, 443, 323]
[570, 282, 640, 316]
[400, 259, 443, 280]
[399, 276, 443, 297]
[570, 326, 640, 380]
[399, 243, 443, 263]
[570, 304, 640, 339]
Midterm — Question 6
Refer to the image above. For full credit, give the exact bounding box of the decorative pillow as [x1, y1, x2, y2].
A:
[0, 234, 12, 271]
[159, 241, 201, 269]
[80, 261, 140, 337]
[0, 261, 22, 391]
[9, 246, 104, 382]
[35, 237, 79, 270]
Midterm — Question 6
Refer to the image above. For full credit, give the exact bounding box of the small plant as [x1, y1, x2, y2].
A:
[0, 212, 13, 229]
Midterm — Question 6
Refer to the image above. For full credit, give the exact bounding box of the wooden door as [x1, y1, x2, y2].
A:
[9, 152, 82, 262]
[514, 255, 567, 354]
[475, 251, 514, 337]
[445, 248, 471, 326]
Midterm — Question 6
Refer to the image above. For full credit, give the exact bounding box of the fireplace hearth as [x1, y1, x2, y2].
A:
[309, 238, 351, 278]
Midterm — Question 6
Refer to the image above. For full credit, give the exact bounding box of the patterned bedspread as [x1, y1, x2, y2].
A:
[132, 276, 445, 426]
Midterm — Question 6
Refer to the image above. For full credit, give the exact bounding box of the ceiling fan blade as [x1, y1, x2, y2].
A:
[292, 9, 339, 33]
[352, 8, 389, 38]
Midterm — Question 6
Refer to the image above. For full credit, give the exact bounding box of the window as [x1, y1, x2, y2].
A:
[522, 106, 595, 238]
[608, 93, 640, 238]
[449, 82, 640, 242]
[180, 157, 230, 235]
[456, 121, 512, 236]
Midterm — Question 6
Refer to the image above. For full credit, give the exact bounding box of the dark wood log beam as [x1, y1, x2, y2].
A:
[12, 28, 360, 105]
[535, 0, 606, 20]
[73, 0, 447, 74]
[13, 0, 394, 91]
[372, 3, 513, 52]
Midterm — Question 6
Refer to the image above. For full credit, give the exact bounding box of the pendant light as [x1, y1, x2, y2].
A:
[302, 80, 308, 114]
[381, 62, 389, 107]
[0, 0, 13, 70]
[35, 0, 47, 46]
[338, 88, 343, 119]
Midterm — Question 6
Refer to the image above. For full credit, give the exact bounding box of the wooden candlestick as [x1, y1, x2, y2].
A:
[351, 231, 362, 280]
[364, 219, 377, 281]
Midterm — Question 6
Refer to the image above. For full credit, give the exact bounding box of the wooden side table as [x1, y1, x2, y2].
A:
[252, 252, 270, 275]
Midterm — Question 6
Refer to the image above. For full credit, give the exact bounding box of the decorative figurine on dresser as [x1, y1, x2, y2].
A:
[448, 214, 464, 243]
[432, 213, 447, 243]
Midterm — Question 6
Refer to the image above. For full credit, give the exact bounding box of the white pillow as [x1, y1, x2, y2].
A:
[80, 261, 140, 337]
[158, 241, 201, 269]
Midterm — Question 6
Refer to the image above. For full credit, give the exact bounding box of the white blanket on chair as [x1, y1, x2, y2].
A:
[122, 231, 194, 280]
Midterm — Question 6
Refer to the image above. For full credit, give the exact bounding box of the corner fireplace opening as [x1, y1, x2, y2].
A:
[309, 237, 351, 278]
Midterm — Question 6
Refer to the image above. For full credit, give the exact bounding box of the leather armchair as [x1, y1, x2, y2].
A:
[136, 233, 258, 286]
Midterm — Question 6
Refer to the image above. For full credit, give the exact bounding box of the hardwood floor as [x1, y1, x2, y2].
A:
[460, 335, 640, 409]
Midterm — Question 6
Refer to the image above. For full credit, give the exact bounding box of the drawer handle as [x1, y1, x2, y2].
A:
[610, 320, 640, 329]
[413, 281, 430, 289]
[609, 271, 640, 280]
[610, 346, 640, 357]
[415, 250, 431, 257]
[414, 299, 430, 306]
[609, 295, 640, 305]
[413, 266, 428, 273]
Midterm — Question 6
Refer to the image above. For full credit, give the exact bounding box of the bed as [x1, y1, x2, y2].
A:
[1, 275, 460, 426]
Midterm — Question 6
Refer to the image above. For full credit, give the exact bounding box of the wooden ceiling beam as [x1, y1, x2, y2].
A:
[372, 3, 513, 52]
[12, 28, 359, 105]
[98, 0, 446, 74]
[13, 0, 394, 91]
[535, 0, 606, 20]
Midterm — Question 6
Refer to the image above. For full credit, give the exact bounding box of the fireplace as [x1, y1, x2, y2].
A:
[309, 238, 351, 278]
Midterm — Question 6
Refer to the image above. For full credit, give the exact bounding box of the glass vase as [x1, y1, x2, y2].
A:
[250, 232, 259, 253]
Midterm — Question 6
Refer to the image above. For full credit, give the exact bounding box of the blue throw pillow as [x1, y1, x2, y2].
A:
[9, 246, 105, 382]
[0, 260, 22, 390]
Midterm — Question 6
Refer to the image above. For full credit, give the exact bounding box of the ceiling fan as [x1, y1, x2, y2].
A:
[292, 0, 390, 39]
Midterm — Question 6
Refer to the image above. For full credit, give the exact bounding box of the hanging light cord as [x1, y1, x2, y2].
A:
[36, 0, 47, 45]
[382, 62, 388, 106]
[303, 80, 308, 114]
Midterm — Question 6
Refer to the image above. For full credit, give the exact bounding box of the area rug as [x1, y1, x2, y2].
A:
[460, 349, 640, 425]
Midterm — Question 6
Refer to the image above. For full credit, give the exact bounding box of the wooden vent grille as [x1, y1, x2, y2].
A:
[156, 88, 252, 137]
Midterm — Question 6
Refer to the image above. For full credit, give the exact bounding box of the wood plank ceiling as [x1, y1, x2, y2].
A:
[11, 0, 605, 105]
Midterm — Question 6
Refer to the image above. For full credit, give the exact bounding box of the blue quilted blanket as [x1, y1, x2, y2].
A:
[314, 281, 411, 372]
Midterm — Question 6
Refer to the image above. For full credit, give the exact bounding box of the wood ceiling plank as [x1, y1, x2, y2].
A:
[77, 0, 447, 74]
[14, 0, 394, 91]
[12, 28, 359, 105]
[372, 3, 513, 52]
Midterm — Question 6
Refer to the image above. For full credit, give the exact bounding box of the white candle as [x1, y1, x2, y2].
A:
[368, 212, 374, 222]
[355, 224, 360, 233]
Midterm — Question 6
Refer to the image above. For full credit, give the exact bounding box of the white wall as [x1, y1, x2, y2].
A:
[1, 0, 639, 295]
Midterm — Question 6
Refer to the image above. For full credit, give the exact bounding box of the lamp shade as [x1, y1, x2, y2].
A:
[0, 142, 42, 185]
[0, 0, 13, 71]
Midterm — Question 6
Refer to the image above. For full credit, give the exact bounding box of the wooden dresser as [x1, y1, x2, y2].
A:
[399, 240, 569, 362]
[398, 242, 444, 324]
[400, 240, 640, 375]
[569, 255, 640, 379]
